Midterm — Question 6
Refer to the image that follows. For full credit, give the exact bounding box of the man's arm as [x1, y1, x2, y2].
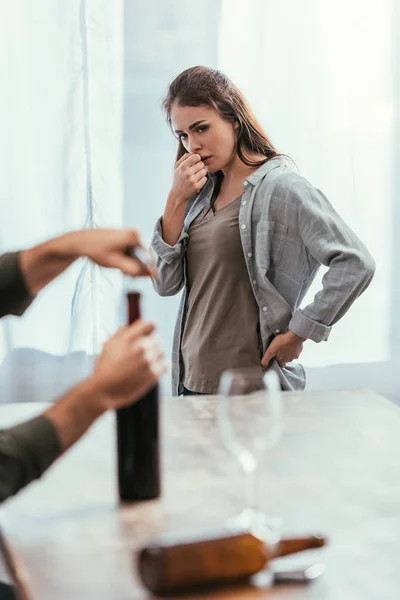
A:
[0, 378, 105, 503]
[0, 320, 166, 504]
[0, 415, 61, 503]
[19, 229, 155, 297]
[0, 229, 155, 320]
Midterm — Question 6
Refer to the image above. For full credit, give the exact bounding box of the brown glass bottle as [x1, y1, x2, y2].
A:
[138, 529, 326, 594]
[116, 292, 161, 502]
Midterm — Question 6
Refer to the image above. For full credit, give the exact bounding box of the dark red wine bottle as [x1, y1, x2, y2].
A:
[116, 291, 161, 502]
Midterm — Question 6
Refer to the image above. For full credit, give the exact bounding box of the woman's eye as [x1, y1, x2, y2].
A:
[177, 125, 208, 141]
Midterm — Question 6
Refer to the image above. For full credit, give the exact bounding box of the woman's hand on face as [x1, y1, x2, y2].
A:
[170, 153, 208, 203]
[261, 331, 306, 369]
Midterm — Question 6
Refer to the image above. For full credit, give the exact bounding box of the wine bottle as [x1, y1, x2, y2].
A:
[138, 529, 326, 594]
[116, 291, 161, 502]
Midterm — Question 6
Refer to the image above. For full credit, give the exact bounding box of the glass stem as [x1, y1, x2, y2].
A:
[244, 466, 257, 514]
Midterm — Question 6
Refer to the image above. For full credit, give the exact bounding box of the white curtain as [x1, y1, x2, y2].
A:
[0, 0, 124, 403]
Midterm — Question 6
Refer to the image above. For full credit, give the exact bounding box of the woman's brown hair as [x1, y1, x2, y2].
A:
[162, 65, 280, 167]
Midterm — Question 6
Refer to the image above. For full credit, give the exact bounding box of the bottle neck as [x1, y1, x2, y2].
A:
[127, 291, 141, 323]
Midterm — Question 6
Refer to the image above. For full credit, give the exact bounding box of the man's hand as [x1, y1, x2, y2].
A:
[92, 319, 167, 408]
[261, 331, 306, 369]
[44, 320, 167, 452]
[69, 229, 156, 278]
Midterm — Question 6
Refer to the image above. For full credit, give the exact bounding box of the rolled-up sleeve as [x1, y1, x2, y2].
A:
[0, 252, 34, 319]
[0, 416, 61, 503]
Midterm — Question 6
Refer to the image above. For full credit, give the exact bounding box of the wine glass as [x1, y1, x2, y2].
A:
[218, 367, 283, 539]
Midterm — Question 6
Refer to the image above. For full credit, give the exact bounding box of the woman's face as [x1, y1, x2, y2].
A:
[170, 103, 237, 173]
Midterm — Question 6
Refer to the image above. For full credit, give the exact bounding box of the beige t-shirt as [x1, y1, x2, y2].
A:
[181, 196, 262, 394]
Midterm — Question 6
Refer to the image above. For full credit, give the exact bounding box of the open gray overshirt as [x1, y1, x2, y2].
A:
[151, 157, 375, 395]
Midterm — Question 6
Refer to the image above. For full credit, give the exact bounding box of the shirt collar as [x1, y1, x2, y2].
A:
[245, 156, 287, 186]
[207, 156, 287, 191]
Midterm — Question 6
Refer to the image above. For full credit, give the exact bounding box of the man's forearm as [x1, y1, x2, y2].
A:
[0, 377, 110, 504]
[43, 376, 109, 452]
[0, 415, 61, 503]
[18, 231, 84, 296]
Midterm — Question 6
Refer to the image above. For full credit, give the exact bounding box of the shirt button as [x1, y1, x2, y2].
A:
[242, 200, 247, 205]
[275, 329, 281, 334]
[243, 180, 249, 187]
[262, 306, 268, 312]
[241, 224, 246, 230]
[252, 279, 257, 284]
[247, 252, 252, 258]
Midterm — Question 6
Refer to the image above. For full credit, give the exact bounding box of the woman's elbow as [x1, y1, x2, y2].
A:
[355, 251, 376, 290]
[152, 279, 183, 297]
[362, 253, 376, 283]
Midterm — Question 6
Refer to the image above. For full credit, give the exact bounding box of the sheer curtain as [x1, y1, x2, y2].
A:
[123, 0, 399, 401]
[0, 0, 124, 403]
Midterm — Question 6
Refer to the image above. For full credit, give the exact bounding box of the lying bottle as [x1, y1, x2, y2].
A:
[116, 291, 161, 502]
[137, 528, 327, 595]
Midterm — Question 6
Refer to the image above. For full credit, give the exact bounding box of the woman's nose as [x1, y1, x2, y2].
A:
[187, 136, 202, 154]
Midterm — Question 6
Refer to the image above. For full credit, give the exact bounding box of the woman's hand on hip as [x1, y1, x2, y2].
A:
[261, 331, 306, 369]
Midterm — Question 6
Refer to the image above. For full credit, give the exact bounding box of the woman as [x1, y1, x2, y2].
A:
[151, 66, 375, 396]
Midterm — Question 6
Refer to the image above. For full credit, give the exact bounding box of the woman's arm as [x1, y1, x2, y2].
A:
[150, 215, 187, 297]
[288, 177, 375, 341]
[261, 175, 375, 368]
[151, 153, 207, 297]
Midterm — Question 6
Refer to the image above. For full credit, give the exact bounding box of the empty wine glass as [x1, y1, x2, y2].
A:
[218, 368, 283, 539]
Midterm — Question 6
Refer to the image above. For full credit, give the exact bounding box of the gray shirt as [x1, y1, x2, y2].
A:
[151, 157, 375, 396]
[0, 252, 61, 504]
